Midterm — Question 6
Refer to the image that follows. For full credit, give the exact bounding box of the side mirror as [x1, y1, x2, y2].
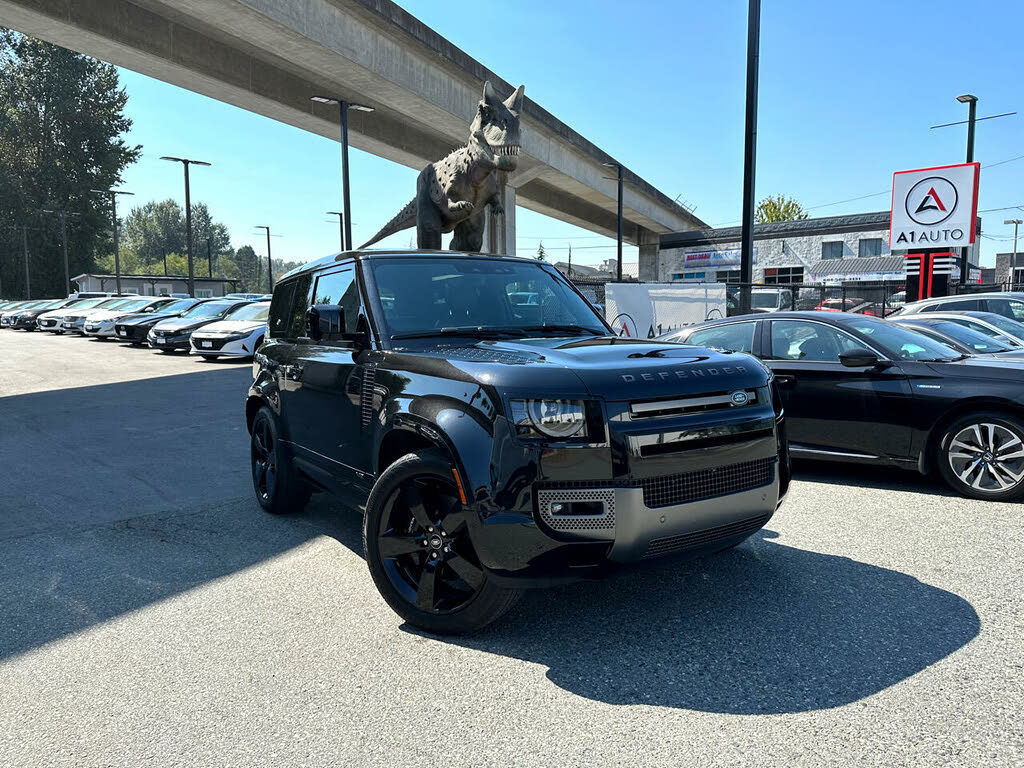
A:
[305, 304, 368, 347]
[839, 348, 881, 368]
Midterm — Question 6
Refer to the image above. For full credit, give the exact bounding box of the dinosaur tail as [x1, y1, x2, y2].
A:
[359, 198, 417, 249]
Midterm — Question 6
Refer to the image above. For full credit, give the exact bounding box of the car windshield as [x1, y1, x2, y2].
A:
[112, 298, 152, 312]
[970, 313, 1024, 339]
[156, 299, 197, 314]
[367, 257, 608, 339]
[917, 321, 1015, 353]
[95, 298, 136, 310]
[62, 298, 100, 310]
[846, 317, 960, 361]
[226, 302, 270, 322]
[750, 292, 781, 309]
[182, 301, 233, 318]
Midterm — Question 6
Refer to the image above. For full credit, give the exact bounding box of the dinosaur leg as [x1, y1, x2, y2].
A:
[450, 210, 486, 253]
[416, 175, 443, 250]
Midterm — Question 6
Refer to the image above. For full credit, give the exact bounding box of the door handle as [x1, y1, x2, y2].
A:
[284, 364, 304, 381]
[774, 374, 796, 388]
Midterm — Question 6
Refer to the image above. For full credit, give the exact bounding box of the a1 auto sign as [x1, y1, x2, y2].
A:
[890, 162, 979, 248]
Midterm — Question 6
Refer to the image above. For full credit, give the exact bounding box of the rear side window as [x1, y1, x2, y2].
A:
[312, 269, 359, 333]
[267, 275, 312, 339]
[922, 298, 979, 312]
[686, 322, 756, 353]
[984, 298, 1024, 321]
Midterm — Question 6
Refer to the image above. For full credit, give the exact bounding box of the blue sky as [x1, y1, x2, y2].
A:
[116, 0, 1023, 268]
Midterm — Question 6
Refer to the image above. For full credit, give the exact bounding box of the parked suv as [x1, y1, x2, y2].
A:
[247, 251, 788, 633]
[896, 291, 1024, 320]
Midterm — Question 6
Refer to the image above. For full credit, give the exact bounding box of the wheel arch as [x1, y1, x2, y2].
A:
[923, 397, 1024, 472]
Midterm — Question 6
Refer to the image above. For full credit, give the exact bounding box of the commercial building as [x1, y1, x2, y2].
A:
[994, 252, 1024, 286]
[656, 211, 982, 285]
[72, 273, 240, 298]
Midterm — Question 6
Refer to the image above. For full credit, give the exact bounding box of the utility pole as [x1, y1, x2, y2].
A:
[255, 225, 273, 291]
[310, 97, 374, 250]
[207, 237, 213, 277]
[567, 243, 573, 279]
[22, 224, 31, 299]
[739, 0, 761, 314]
[957, 94, 978, 283]
[161, 156, 211, 297]
[92, 189, 134, 295]
[42, 208, 80, 295]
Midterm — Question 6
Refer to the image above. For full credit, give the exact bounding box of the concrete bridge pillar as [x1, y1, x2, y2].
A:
[638, 229, 661, 281]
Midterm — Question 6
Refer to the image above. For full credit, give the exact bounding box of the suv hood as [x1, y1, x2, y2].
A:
[407, 336, 769, 398]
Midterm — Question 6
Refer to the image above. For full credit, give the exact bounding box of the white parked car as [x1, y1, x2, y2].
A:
[189, 301, 270, 359]
[61, 297, 146, 334]
[37, 297, 117, 333]
[83, 297, 178, 338]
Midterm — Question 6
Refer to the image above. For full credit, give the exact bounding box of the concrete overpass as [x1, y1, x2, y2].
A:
[0, 0, 706, 273]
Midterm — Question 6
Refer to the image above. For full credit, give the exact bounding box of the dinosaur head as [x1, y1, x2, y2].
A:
[469, 81, 524, 171]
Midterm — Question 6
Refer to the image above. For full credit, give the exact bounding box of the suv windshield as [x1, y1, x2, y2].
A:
[226, 302, 270, 322]
[367, 257, 608, 339]
[182, 301, 234, 318]
[846, 317, 960, 361]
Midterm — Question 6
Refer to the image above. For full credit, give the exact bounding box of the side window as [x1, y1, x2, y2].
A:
[769, 320, 861, 362]
[984, 299, 1024, 321]
[312, 269, 359, 333]
[923, 298, 979, 312]
[687, 322, 755, 353]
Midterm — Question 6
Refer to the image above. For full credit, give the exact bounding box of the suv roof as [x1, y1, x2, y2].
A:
[278, 250, 553, 282]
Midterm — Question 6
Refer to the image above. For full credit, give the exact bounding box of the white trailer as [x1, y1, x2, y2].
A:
[604, 282, 727, 339]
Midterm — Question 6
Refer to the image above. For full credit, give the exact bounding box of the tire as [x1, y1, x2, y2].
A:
[250, 406, 311, 514]
[935, 411, 1024, 501]
[363, 450, 522, 634]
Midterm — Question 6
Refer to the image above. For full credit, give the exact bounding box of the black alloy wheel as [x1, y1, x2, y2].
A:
[250, 406, 310, 514]
[363, 450, 521, 634]
[937, 412, 1024, 501]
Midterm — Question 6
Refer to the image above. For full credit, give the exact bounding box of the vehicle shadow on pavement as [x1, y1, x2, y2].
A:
[427, 529, 980, 714]
[792, 460, 958, 497]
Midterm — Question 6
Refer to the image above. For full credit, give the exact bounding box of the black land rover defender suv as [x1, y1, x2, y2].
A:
[247, 251, 789, 633]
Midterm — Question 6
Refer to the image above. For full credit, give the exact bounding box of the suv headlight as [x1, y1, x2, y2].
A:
[510, 399, 589, 440]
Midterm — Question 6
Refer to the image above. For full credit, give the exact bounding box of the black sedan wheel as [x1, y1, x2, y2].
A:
[250, 406, 310, 514]
[937, 412, 1024, 501]
[363, 450, 521, 634]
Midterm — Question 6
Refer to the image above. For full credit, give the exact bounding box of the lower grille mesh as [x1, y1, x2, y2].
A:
[642, 457, 774, 509]
[644, 513, 771, 558]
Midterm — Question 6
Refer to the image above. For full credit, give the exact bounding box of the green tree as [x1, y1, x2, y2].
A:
[122, 199, 184, 269]
[0, 30, 140, 298]
[755, 195, 808, 224]
[229, 244, 260, 292]
[536, 241, 546, 261]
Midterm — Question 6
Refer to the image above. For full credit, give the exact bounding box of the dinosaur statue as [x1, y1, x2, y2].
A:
[360, 81, 525, 252]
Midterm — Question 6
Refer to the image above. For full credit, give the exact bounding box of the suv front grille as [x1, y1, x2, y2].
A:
[630, 389, 758, 419]
[644, 513, 771, 558]
[641, 457, 774, 508]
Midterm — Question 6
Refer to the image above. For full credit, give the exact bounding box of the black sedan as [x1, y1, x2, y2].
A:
[114, 298, 207, 345]
[662, 311, 1024, 501]
[147, 299, 251, 351]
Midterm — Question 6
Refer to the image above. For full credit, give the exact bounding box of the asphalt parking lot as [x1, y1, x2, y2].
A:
[1, 330, 1022, 767]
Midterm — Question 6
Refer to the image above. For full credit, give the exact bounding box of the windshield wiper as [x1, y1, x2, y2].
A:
[390, 326, 529, 340]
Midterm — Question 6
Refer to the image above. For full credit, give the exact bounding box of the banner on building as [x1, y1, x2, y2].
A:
[605, 283, 727, 338]
[679, 247, 757, 269]
[890, 162, 979, 248]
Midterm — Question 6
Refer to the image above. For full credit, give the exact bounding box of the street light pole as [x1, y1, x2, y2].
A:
[739, 0, 761, 315]
[207, 237, 213, 277]
[99, 189, 135, 295]
[1007, 218, 1023, 287]
[255, 225, 273, 291]
[311, 96, 374, 250]
[956, 94, 978, 283]
[601, 162, 625, 281]
[327, 211, 345, 251]
[161, 156, 211, 297]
